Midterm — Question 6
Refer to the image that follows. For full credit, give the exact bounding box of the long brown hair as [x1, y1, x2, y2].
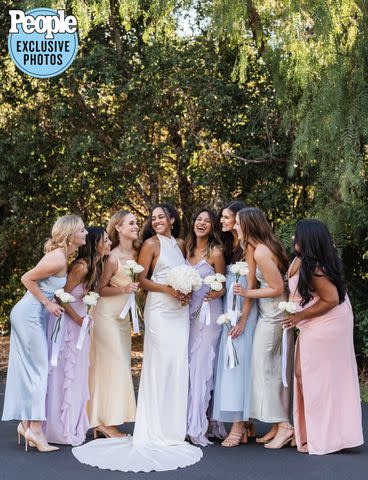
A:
[237, 207, 289, 275]
[107, 210, 140, 252]
[186, 208, 222, 258]
[73, 227, 105, 292]
[220, 201, 246, 265]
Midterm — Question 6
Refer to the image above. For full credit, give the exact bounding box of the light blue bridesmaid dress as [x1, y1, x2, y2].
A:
[212, 264, 258, 422]
[2, 275, 66, 421]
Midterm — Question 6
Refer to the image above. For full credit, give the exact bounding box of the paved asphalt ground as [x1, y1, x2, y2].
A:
[0, 383, 366, 480]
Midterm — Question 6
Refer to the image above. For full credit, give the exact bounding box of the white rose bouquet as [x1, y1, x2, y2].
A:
[166, 265, 202, 303]
[50, 288, 76, 367]
[75, 291, 100, 350]
[217, 313, 239, 368]
[120, 260, 144, 334]
[193, 273, 225, 324]
[227, 261, 249, 325]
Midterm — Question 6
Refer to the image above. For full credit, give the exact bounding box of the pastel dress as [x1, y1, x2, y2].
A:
[73, 233, 202, 472]
[289, 268, 364, 455]
[88, 256, 136, 428]
[212, 263, 258, 422]
[45, 283, 90, 446]
[186, 259, 223, 446]
[249, 267, 294, 423]
[2, 275, 66, 421]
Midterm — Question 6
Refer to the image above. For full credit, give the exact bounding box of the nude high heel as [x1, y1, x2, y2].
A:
[24, 428, 59, 452]
[17, 423, 35, 447]
[264, 426, 295, 449]
[222, 428, 248, 447]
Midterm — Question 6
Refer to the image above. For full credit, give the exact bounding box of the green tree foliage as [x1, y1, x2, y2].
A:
[0, 1, 366, 362]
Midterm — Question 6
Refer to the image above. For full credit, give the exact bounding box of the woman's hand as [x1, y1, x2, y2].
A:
[45, 300, 64, 317]
[233, 283, 247, 298]
[205, 288, 225, 301]
[122, 282, 139, 294]
[282, 312, 304, 330]
[229, 318, 246, 339]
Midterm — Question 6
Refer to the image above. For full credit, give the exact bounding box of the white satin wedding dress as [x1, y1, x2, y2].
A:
[72, 233, 203, 472]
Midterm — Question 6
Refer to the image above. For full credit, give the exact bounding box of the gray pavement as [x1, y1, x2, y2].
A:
[0, 383, 366, 480]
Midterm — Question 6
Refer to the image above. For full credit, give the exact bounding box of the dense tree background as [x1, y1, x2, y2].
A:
[0, 0, 367, 363]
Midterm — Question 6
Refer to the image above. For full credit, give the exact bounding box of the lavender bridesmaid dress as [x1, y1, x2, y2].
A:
[45, 283, 90, 446]
[187, 259, 223, 446]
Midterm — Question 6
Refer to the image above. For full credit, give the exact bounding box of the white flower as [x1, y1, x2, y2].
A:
[210, 280, 223, 292]
[214, 273, 226, 283]
[230, 262, 249, 276]
[286, 302, 297, 314]
[125, 260, 137, 269]
[166, 265, 203, 294]
[278, 301, 288, 311]
[216, 313, 231, 325]
[203, 275, 216, 286]
[89, 292, 100, 300]
[133, 264, 144, 274]
[54, 289, 75, 304]
[83, 293, 99, 307]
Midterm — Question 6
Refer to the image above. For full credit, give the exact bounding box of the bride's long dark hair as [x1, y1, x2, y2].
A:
[294, 220, 346, 306]
[142, 203, 181, 241]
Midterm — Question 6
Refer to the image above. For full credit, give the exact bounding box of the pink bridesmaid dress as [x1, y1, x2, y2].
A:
[289, 269, 364, 455]
[45, 283, 90, 446]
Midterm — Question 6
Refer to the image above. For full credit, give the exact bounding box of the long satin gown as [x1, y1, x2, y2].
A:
[249, 267, 294, 423]
[88, 255, 136, 428]
[212, 264, 258, 422]
[289, 269, 363, 454]
[2, 275, 66, 421]
[187, 259, 223, 446]
[73, 233, 203, 472]
[45, 283, 90, 446]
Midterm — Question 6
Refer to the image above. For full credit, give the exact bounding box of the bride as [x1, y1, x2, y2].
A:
[72, 204, 203, 472]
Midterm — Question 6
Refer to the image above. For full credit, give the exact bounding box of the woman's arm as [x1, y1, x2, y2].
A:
[137, 239, 183, 300]
[99, 254, 138, 297]
[283, 270, 340, 328]
[61, 262, 87, 326]
[230, 245, 256, 339]
[205, 246, 226, 301]
[21, 249, 66, 316]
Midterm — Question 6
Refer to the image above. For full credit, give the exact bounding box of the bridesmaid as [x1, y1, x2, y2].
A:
[283, 219, 363, 454]
[233, 207, 294, 448]
[212, 201, 259, 447]
[45, 227, 112, 446]
[88, 211, 139, 438]
[2, 214, 87, 452]
[186, 208, 225, 446]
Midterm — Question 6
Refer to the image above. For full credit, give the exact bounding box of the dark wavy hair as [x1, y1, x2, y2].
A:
[72, 227, 105, 292]
[294, 219, 346, 306]
[186, 208, 222, 258]
[237, 207, 289, 275]
[142, 203, 181, 241]
[220, 200, 246, 265]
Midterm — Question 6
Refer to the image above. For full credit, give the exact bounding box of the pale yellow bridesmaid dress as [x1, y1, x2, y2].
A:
[88, 257, 136, 427]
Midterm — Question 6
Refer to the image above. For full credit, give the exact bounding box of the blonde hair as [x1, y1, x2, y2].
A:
[44, 214, 83, 255]
[107, 210, 141, 251]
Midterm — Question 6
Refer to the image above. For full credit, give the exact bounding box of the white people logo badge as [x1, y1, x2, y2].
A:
[8, 8, 78, 78]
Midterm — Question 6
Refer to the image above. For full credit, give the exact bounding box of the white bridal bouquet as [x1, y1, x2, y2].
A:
[217, 313, 239, 369]
[193, 273, 226, 325]
[275, 300, 298, 387]
[50, 288, 76, 367]
[166, 265, 203, 301]
[120, 260, 144, 334]
[75, 291, 100, 351]
[228, 261, 249, 325]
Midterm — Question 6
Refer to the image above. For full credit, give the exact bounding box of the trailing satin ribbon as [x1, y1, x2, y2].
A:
[225, 335, 236, 369]
[50, 314, 64, 367]
[119, 293, 140, 334]
[282, 328, 288, 387]
[199, 301, 211, 325]
[227, 282, 240, 326]
[76, 315, 91, 350]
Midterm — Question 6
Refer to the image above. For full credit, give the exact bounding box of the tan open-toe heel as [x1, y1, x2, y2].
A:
[264, 426, 295, 449]
[222, 429, 247, 447]
[297, 443, 308, 453]
[93, 426, 127, 439]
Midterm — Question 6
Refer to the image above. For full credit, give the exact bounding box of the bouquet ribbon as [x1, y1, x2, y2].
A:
[50, 314, 64, 367]
[281, 328, 288, 387]
[76, 315, 92, 350]
[199, 301, 211, 326]
[227, 282, 240, 326]
[225, 335, 236, 369]
[120, 293, 140, 334]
